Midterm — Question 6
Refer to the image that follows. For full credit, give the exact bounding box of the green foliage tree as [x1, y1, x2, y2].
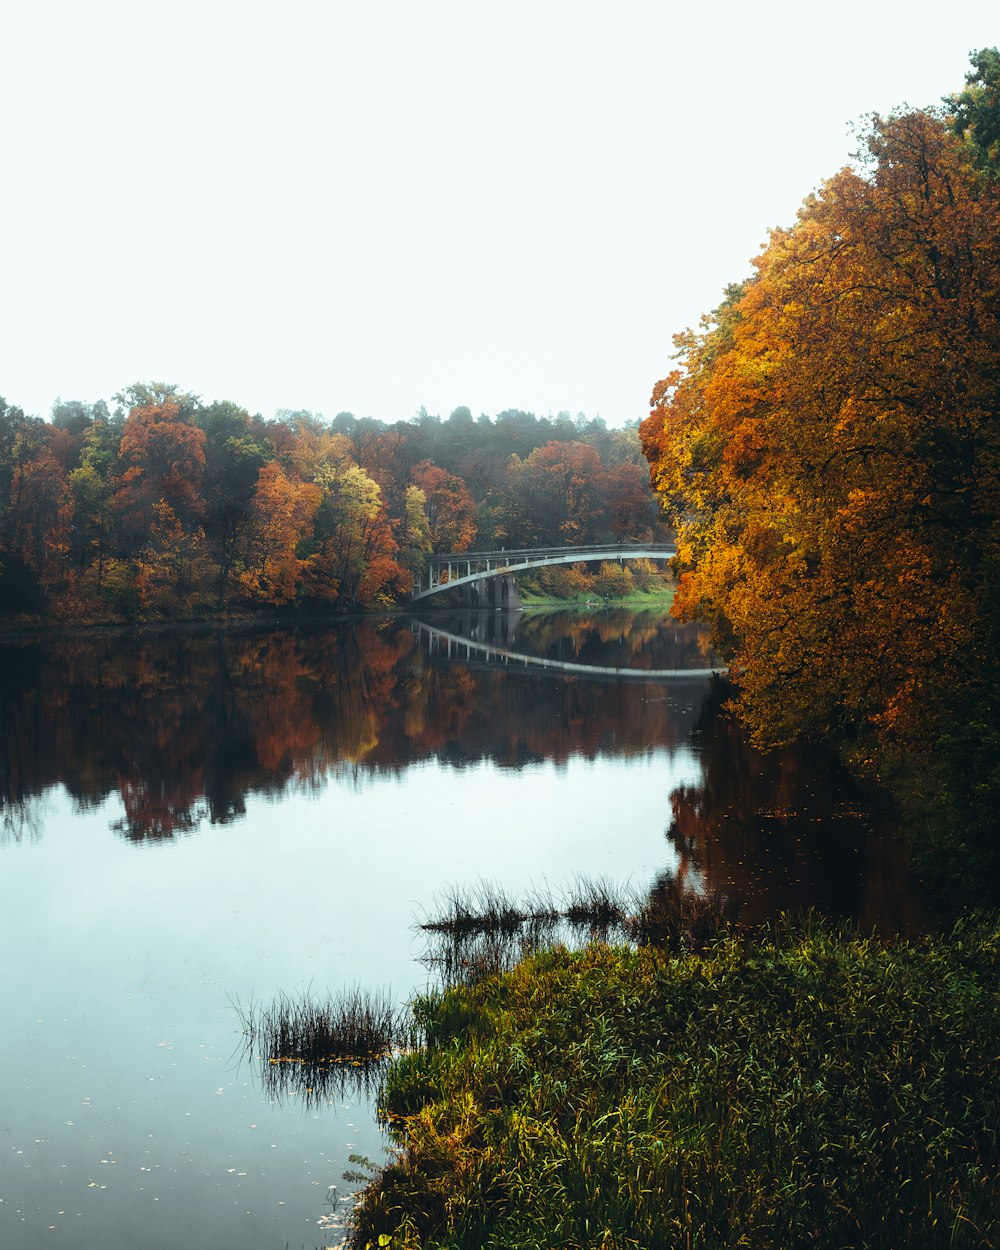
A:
[947, 46, 1000, 177]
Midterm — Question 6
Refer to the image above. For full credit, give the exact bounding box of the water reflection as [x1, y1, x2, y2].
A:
[416, 874, 737, 989]
[232, 988, 398, 1114]
[0, 614, 710, 843]
[666, 684, 938, 933]
[413, 614, 724, 680]
[0, 610, 934, 932]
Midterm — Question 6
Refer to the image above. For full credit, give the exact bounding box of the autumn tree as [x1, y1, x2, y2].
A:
[238, 461, 320, 605]
[510, 441, 606, 546]
[410, 460, 477, 552]
[401, 485, 433, 578]
[605, 462, 656, 540]
[8, 444, 73, 586]
[196, 400, 270, 607]
[641, 99, 1000, 768]
[113, 395, 207, 548]
[68, 412, 122, 587]
[304, 456, 404, 607]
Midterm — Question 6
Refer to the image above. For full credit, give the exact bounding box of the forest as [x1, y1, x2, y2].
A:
[0, 388, 661, 620]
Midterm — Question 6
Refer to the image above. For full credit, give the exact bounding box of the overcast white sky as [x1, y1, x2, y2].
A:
[0, 1, 996, 427]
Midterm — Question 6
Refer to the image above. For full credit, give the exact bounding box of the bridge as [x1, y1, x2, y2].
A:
[410, 542, 676, 604]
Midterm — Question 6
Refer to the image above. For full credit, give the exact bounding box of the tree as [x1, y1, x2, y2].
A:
[641, 102, 1000, 755]
[514, 441, 605, 545]
[237, 462, 320, 605]
[196, 400, 269, 607]
[401, 485, 433, 578]
[947, 46, 1000, 177]
[8, 446, 73, 585]
[113, 399, 207, 551]
[410, 461, 477, 552]
[606, 463, 655, 540]
[305, 458, 399, 606]
[68, 412, 122, 587]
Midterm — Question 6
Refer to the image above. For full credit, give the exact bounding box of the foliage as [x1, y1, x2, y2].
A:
[948, 46, 1000, 178]
[640, 77, 1000, 801]
[411, 460, 478, 553]
[0, 386, 661, 620]
[237, 461, 320, 605]
[351, 917, 1000, 1250]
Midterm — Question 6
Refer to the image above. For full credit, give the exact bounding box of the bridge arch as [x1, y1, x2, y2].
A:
[410, 543, 676, 603]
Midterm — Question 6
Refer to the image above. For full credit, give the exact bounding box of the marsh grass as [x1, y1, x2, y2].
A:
[419, 876, 735, 986]
[351, 913, 1000, 1250]
[233, 987, 405, 1110]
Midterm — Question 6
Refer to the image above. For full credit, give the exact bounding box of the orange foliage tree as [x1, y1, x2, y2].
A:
[113, 398, 207, 551]
[509, 441, 606, 545]
[641, 104, 1000, 756]
[8, 444, 73, 587]
[410, 460, 477, 552]
[238, 462, 321, 605]
[304, 457, 406, 608]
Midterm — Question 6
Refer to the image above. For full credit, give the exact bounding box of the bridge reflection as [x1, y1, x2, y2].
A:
[411, 611, 727, 683]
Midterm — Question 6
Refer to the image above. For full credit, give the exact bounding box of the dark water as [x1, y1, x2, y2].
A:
[0, 610, 934, 1248]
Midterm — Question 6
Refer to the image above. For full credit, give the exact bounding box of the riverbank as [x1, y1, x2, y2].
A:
[0, 587, 676, 639]
[350, 915, 1000, 1249]
[518, 586, 675, 609]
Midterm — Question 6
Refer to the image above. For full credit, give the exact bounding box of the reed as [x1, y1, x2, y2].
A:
[561, 873, 639, 937]
[233, 986, 403, 1109]
[417, 875, 734, 984]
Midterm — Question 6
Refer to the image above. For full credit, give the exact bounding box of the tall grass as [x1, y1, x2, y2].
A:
[350, 913, 1000, 1249]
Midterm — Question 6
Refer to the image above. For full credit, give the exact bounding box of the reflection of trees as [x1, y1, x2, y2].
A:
[0, 617, 704, 842]
[666, 686, 937, 935]
[512, 607, 715, 671]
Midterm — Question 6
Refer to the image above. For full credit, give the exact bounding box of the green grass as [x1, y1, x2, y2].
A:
[349, 915, 1000, 1249]
[517, 587, 675, 608]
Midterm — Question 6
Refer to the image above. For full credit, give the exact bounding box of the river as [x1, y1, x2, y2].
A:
[0, 609, 934, 1249]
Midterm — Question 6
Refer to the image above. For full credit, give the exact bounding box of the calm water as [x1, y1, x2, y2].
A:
[0, 610, 934, 1249]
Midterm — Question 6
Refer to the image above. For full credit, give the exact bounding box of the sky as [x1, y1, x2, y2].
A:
[1, 1, 997, 428]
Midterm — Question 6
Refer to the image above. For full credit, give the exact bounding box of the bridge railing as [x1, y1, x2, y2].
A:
[425, 541, 675, 565]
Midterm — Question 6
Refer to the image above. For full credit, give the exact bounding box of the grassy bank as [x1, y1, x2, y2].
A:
[350, 916, 1000, 1249]
[518, 586, 675, 609]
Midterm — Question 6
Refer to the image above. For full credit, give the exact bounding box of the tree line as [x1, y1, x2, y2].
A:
[640, 49, 1000, 889]
[0, 388, 660, 619]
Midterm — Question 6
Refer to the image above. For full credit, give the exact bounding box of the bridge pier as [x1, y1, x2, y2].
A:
[455, 574, 522, 611]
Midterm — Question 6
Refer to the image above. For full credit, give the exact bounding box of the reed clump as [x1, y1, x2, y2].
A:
[234, 987, 404, 1109]
[418, 877, 736, 989]
[350, 913, 1000, 1250]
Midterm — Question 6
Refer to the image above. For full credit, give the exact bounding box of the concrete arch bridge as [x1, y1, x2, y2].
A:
[410, 542, 677, 606]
